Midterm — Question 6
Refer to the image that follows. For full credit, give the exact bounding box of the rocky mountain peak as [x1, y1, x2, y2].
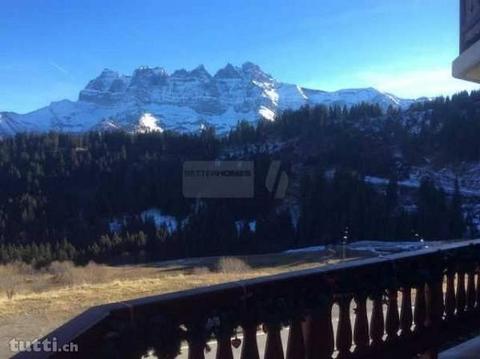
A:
[214, 63, 242, 79]
[83, 68, 121, 91]
[130, 66, 168, 87]
[189, 65, 212, 81]
[241, 62, 273, 83]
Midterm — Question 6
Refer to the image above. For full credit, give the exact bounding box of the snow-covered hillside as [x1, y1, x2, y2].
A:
[0, 62, 417, 136]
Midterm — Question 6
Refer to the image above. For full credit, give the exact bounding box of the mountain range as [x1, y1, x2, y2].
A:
[0, 62, 420, 136]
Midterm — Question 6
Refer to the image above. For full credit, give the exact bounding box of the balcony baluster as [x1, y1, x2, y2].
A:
[352, 294, 369, 356]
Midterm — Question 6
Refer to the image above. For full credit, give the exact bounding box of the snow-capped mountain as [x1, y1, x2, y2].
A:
[0, 62, 417, 136]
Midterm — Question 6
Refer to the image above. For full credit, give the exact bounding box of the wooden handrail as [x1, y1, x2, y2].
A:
[13, 239, 480, 358]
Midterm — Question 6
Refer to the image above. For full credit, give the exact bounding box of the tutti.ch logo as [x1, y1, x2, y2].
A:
[265, 161, 288, 199]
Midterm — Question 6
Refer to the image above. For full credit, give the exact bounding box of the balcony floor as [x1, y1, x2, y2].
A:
[440, 336, 480, 359]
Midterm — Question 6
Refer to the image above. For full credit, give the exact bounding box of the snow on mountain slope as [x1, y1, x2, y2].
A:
[303, 87, 415, 110]
[0, 111, 49, 136]
[0, 62, 418, 136]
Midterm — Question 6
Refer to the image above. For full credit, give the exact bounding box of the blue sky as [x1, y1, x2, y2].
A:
[0, 0, 477, 113]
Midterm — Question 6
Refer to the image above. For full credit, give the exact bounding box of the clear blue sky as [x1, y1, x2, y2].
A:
[0, 0, 477, 113]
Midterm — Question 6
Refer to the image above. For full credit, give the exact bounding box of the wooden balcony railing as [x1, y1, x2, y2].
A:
[461, 0, 480, 53]
[14, 239, 480, 359]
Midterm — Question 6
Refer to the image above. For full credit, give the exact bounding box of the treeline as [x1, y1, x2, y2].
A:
[409, 91, 480, 163]
[0, 167, 468, 267]
[227, 103, 393, 176]
[228, 90, 480, 173]
[0, 92, 478, 266]
[0, 130, 218, 247]
[0, 129, 289, 266]
[297, 170, 467, 246]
